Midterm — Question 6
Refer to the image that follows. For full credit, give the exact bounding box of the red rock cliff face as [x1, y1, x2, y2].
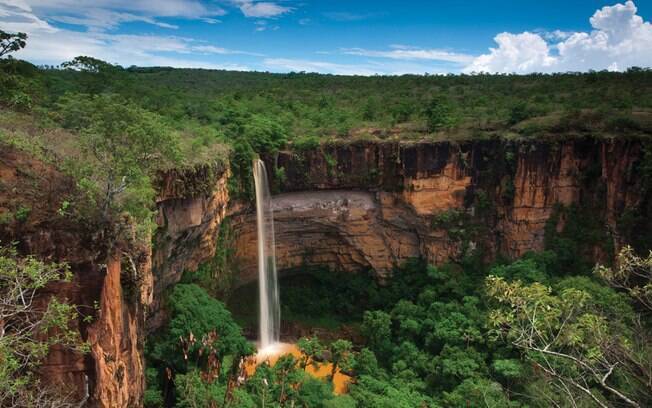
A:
[3, 137, 647, 406]
[150, 163, 230, 329]
[227, 138, 648, 284]
[0, 145, 151, 407]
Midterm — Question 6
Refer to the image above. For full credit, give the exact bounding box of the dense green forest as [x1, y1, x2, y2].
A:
[2, 31, 652, 407]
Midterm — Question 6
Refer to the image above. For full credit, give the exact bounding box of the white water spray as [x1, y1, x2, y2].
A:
[253, 159, 280, 350]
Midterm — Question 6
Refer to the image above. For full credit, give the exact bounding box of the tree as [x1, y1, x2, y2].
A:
[297, 336, 325, 371]
[61, 56, 117, 74]
[595, 245, 652, 311]
[486, 275, 647, 408]
[0, 243, 87, 407]
[328, 339, 353, 382]
[149, 284, 253, 373]
[61, 56, 124, 93]
[360, 311, 393, 361]
[443, 378, 516, 408]
[56, 93, 181, 230]
[423, 97, 455, 132]
[0, 30, 27, 58]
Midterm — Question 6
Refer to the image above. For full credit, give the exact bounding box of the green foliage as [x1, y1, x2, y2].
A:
[544, 204, 613, 275]
[55, 92, 181, 235]
[14, 205, 30, 222]
[595, 245, 652, 312]
[293, 135, 321, 151]
[508, 102, 535, 125]
[0, 30, 27, 58]
[0, 243, 86, 406]
[442, 378, 518, 408]
[486, 274, 650, 407]
[360, 310, 393, 361]
[347, 374, 434, 407]
[181, 218, 237, 299]
[279, 268, 381, 323]
[423, 97, 456, 132]
[149, 284, 252, 373]
[143, 368, 164, 408]
[297, 336, 325, 371]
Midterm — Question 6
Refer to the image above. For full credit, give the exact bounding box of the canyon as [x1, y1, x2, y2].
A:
[1, 136, 649, 406]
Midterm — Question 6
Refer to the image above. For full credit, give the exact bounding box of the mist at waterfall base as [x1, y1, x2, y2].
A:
[253, 159, 281, 353]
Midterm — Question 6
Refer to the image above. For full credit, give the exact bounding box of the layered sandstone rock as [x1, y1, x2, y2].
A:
[225, 138, 647, 282]
[0, 145, 151, 407]
[230, 191, 421, 284]
[150, 163, 230, 329]
[3, 136, 647, 406]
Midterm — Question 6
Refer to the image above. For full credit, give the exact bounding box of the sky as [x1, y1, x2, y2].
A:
[1, 0, 651, 75]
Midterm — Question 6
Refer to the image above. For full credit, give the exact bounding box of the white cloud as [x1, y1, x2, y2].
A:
[537, 29, 575, 42]
[263, 58, 379, 75]
[24, 0, 224, 19]
[262, 57, 447, 76]
[465, 1, 652, 73]
[193, 44, 263, 56]
[465, 32, 556, 73]
[323, 11, 382, 22]
[0, 1, 251, 69]
[49, 10, 179, 30]
[2, 0, 226, 32]
[201, 17, 221, 24]
[233, 0, 291, 18]
[253, 19, 279, 31]
[342, 46, 474, 64]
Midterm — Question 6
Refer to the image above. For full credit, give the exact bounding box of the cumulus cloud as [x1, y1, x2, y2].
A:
[233, 0, 292, 18]
[465, 1, 652, 73]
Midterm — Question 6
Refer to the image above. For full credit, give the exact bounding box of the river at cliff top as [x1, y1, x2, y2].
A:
[246, 342, 350, 395]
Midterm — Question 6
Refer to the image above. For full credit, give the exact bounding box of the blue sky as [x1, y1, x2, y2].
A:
[1, 0, 651, 74]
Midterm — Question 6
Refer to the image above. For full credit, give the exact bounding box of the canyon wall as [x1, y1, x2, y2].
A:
[227, 138, 648, 285]
[0, 145, 151, 407]
[2, 136, 648, 406]
[149, 163, 230, 329]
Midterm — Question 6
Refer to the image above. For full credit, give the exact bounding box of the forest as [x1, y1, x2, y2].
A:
[1, 29, 652, 408]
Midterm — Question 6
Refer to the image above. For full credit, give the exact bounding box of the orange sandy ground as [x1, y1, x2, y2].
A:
[245, 343, 350, 395]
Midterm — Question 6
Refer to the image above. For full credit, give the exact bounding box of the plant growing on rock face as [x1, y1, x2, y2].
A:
[0, 243, 88, 407]
[14, 205, 30, 223]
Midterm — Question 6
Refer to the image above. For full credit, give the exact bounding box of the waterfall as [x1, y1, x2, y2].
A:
[253, 159, 280, 349]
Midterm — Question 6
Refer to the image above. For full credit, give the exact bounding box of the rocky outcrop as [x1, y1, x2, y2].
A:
[150, 163, 230, 329]
[3, 136, 648, 406]
[224, 138, 648, 282]
[0, 144, 151, 407]
[230, 191, 421, 283]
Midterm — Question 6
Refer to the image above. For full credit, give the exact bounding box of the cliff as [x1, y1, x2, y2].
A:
[228, 138, 649, 284]
[149, 162, 230, 330]
[0, 145, 151, 407]
[2, 136, 649, 406]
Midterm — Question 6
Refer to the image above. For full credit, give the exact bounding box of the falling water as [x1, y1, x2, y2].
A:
[253, 159, 280, 349]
